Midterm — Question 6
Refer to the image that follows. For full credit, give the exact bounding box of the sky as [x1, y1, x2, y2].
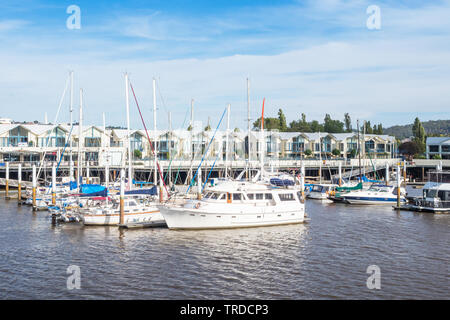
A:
[0, 0, 449, 130]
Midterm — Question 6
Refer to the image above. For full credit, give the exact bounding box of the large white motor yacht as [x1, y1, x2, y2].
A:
[160, 180, 305, 230]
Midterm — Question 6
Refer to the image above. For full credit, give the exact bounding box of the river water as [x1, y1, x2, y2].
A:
[0, 193, 448, 299]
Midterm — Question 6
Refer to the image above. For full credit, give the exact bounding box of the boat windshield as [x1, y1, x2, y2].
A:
[208, 193, 224, 200]
[425, 189, 438, 198]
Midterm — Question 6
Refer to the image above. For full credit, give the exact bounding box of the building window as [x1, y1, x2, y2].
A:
[429, 145, 439, 152]
[365, 140, 375, 151]
[441, 145, 450, 153]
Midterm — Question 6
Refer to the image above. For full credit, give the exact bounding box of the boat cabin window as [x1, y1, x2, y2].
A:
[204, 192, 212, 198]
[255, 193, 264, 200]
[265, 193, 273, 200]
[247, 194, 254, 200]
[210, 193, 221, 200]
[438, 191, 448, 200]
[218, 194, 225, 200]
[311, 185, 323, 192]
[425, 189, 438, 198]
[126, 201, 137, 207]
[233, 193, 242, 201]
[279, 193, 295, 201]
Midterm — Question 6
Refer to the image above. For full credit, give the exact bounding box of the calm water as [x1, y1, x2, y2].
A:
[0, 194, 448, 299]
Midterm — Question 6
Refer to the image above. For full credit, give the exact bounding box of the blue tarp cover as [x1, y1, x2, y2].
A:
[270, 178, 295, 187]
[125, 186, 157, 195]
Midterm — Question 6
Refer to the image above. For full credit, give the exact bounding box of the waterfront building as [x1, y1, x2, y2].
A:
[426, 137, 450, 159]
[0, 122, 397, 164]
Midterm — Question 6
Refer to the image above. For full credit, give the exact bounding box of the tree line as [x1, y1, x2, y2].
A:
[252, 109, 384, 134]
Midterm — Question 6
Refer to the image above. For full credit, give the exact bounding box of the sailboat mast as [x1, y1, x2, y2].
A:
[357, 119, 362, 181]
[319, 131, 322, 183]
[260, 98, 265, 181]
[153, 78, 158, 186]
[168, 111, 172, 186]
[69, 71, 73, 180]
[225, 104, 230, 178]
[247, 78, 251, 177]
[125, 73, 133, 190]
[77, 88, 83, 191]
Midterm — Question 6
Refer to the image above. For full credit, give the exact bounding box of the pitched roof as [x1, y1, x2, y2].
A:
[427, 137, 450, 144]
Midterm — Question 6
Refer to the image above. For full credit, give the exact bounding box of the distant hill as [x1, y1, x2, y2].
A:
[384, 120, 450, 140]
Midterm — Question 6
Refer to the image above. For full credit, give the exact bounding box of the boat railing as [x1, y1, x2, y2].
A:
[413, 198, 450, 209]
[427, 171, 450, 183]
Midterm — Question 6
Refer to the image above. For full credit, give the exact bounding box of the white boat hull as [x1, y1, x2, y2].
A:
[82, 210, 165, 226]
[344, 197, 407, 205]
[160, 206, 305, 230]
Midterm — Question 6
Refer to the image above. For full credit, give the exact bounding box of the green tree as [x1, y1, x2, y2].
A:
[253, 117, 280, 130]
[278, 109, 287, 132]
[323, 114, 345, 133]
[133, 149, 142, 159]
[332, 148, 341, 157]
[187, 124, 192, 131]
[310, 120, 324, 132]
[376, 123, 383, 134]
[304, 149, 312, 157]
[289, 113, 311, 132]
[412, 117, 426, 154]
[398, 141, 419, 159]
[365, 121, 373, 134]
[344, 113, 352, 132]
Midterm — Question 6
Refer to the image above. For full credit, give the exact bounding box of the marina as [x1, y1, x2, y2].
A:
[2, 0, 450, 303]
[0, 187, 448, 299]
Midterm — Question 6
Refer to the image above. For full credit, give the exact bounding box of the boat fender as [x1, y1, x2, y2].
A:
[195, 202, 201, 209]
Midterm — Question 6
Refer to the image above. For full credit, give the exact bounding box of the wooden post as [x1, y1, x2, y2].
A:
[197, 166, 202, 200]
[5, 162, 9, 199]
[52, 163, 56, 205]
[86, 160, 90, 184]
[396, 165, 401, 208]
[32, 165, 37, 210]
[403, 160, 407, 185]
[159, 163, 164, 203]
[338, 162, 342, 187]
[17, 164, 22, 204]
[120, 168, 125, 225]
[300, 163, 305, 202]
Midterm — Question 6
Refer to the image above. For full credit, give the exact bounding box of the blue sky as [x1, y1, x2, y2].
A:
[1, 0, 450, 130]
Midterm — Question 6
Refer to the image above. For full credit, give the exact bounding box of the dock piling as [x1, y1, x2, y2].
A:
[120, 168, 125, 225]
[52, 163, 56, 206]
[5, 162, 9, 199]
[396, 165, 401, 209]
[17, 164, 22, 205]
[32, 165, 37, 210]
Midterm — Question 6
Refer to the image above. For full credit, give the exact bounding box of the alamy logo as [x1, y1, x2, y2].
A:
[366, 265, 381, 290]
[66, 5, 81, 30]
[67, 265, 81, 290]
[366, 5, 381, 30]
